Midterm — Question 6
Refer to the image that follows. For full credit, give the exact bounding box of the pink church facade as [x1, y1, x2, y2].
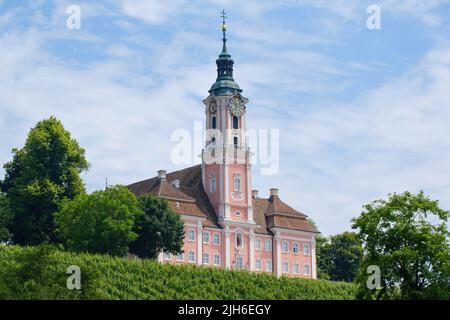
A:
[127, 19, 319, 278]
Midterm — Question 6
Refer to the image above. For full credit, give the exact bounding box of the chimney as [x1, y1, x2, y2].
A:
[269, 188, 279, 197]
[171, 179, 180, 189]
[157, 170, 167, 180]
[252, 190, 259, 199]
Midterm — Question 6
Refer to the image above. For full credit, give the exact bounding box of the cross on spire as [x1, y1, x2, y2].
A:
[221, 9, 227, 25]
[220, 10, 229, 56]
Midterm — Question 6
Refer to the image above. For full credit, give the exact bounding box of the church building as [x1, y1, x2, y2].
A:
[127, 14, 319, 278]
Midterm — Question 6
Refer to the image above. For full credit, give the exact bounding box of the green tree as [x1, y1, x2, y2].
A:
[318, 232, 363, 282]
[0, 117, 88, 245]
[352, 191, 450, 300]
[130, 195, 184, 259]
[315, 234, 331, 280]
[55, 186, 141, 257]
[0, 193, 13, 242]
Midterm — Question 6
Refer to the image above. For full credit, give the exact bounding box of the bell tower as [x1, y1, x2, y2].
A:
[201, 11, 255, 226]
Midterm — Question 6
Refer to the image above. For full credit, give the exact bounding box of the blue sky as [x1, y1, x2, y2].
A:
[1, 0, 450, 235]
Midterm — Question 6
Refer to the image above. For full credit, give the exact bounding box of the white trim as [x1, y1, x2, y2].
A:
[293, 263, 299, 274]
[255, 238, 262, 251]
[187, 228, 195, 242]
[282, 261, 289, 274]
[255, 259, 262, 271]
[292, 241, 299, 255]
[304, 264, 311, 276]
[265, 259, 273, 272]
[282, 240, 289, 253]
[214, 254, 221, 266]
[303, 243, 311, 256]
[203, 253, 210, 265]
[203, 231, 210, 244]
[213, 233, 221, 246]
[188, 250, 196, 263]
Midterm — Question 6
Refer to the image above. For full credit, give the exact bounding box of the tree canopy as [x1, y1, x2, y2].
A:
[352, 191, 450, 299]
[130, 195, 185, 259]
[0, 117, 88, 245]
[316, 232, 363, 282]
[55, 186, 141, 257]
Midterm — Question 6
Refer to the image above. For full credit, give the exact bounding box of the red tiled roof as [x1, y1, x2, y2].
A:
[127, 165, 318, 233]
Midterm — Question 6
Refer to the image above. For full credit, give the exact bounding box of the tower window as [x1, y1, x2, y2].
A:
[212, 116, 217, 129]
[233, 116, 239, 129]
[234, 174, 241, 192]
[233, 136, 238, 148]
[210, 175, 216, 193]
[236, 231, 243, 249]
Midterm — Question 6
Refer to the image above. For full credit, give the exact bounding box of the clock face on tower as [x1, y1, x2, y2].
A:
[208, 100, 217, 113]
[230, 96, 245, 117]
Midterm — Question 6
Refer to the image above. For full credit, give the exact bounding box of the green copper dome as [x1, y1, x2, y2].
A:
[209, 12, 242, 96]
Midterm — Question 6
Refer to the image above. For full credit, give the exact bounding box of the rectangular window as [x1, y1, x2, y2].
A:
[303, 243, 311, 256]
[255, 239, 262, 250]
[255, 259, 262, 271]
[214, 254, 221, 266]
[176, 253, 184, 261]
[265, 239, 272, 251]
[203, 231, 210, 244]
[293, 242, 299, 254]
[210, 176, 216, 193]
[188, 251, 195, 263]
[213, 233, 220, 245]
[235, 211, 241, 217]
[282, 241, 289, 253]
[294, 263, 299, 274]
[283, 262, 289, 273]
[265, 260, 273, 272]
[203, 253, 210, 265]
[164, 252, 172, 260]
[304, 264, 311, 275]
[188, 229, 195, 242]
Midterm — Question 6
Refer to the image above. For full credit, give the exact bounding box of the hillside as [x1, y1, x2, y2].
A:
[0, 245, 356, 300]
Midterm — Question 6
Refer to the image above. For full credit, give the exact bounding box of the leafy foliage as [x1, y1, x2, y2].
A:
[56, 186, 141, 257]
[130, 195, 185, 259]
[0, 193, 13, 242]
[317, 232, 363, 282]
[0, 245, 101, 299]
[0, 245, 356, 300]
[0, 117, 88, 245]
[352, 191, 450, 300]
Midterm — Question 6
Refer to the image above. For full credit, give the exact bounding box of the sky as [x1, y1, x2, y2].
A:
[0, 0, 450, 236]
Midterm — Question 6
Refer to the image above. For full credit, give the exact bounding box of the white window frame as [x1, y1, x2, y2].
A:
[255, 239, 262, 251]
[255, 259, 262, 271]
[233, 174, 241, 192]
[203, 253, 210, 265]
[176, 252, 184, 261]
[265, 239, 272, 251]
[235, 210, 241, 217]
[210, 175, 216, 193]
[282, 241, 289, 253]
[303, 243, 311, 256]
[187, 229, 195, 242]
[213, 233, 220, 245]
[304, 264, 311, 275]
[265, 260, 273, 272]
[214, 254, 221, 266]
[203, 231, 210, 244]
[283, 262, 289, 274]
[293, 263, 299, 274]
[292, 242, 299, 255]
[236, 231, 244, 249]
[188, 250, 195, 263]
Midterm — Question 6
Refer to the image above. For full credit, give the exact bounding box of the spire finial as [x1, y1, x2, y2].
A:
[220, 10, 229, 55]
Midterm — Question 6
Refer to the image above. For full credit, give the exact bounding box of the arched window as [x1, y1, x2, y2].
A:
[212, 135, 216, 144]
[234, 174, 241, 192]
[232, 116, 239, 129]
[236, 231, 243, 249]
[212, 116, 217, 129]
